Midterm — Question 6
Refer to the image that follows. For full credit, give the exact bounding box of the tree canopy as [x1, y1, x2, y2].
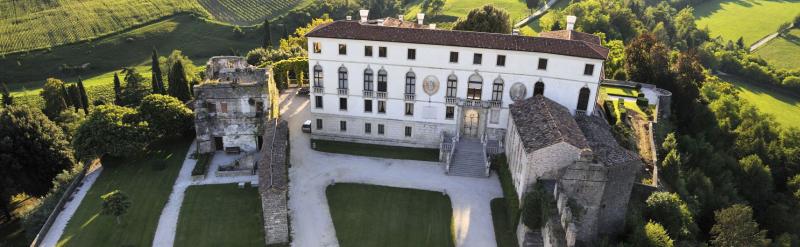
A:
[452, 5, 512, 34]
[138, 94, 193, 139]
[40, 78, 69, 118]
[710, 204, 768, 247]
[101, 190, 131, 225]
[72, 105, 151, 160]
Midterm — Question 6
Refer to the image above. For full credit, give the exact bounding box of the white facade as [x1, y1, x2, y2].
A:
[307, 26, 604, 147]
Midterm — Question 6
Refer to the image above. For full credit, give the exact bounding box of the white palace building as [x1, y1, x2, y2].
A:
[306, 10, 654, 246]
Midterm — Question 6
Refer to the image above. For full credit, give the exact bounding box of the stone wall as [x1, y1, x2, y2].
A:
[597, 159, 640, 237]
[194, 82, 268, 153]
[310, 112, 457, 148]
[258, 120, 290, 245]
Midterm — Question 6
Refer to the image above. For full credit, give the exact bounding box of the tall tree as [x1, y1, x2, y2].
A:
[100, 190, 131, 225]
[113, 73, 122, 105]
[151, 48, 164, 94]
[167, 60, 192, 101]
[77, 78, 89, 114]
[120, 67, 149, 106]
[453, 5, 512, 34]
[645, 192, 697, 240]
[710, 204, 768, 247]
[72, 105, 151, 159]
[138, 94, 194, 138]
[68, 84, 83, 113]
[61, 83, 72, 110]
[526, 0, 541, 15]
[625, 33, 672, 87]
[263, 19, 272, 49]
[1, 82, 12, 106]
[41, 78, 68, 118]
[0, 106, 75, 217]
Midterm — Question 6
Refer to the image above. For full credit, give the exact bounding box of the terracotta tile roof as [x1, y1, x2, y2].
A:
[509, 95, 589, 152]
[539, 30, 602, 45]
[575, 115, 641, 166]
[307, 21, 609, 60]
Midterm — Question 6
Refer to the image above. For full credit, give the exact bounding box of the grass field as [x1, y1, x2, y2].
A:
[600, 85, 640, 98]
[174, 184, 264, 247]
[56, 138, 191, 247]
[694, 0, 800, 45]
[490, 198, 519, 247]
[311, 139, 441, 162]
[754, 28, 800, 70]
[0, 0, 309, 54]
[2, 14, 261, 93]
[326, 183, 455, 247]
[721, 75, 800, 129]
[405, 0, 532, 26]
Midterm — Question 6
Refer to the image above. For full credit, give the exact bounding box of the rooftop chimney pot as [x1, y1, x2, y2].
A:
[359, 9, 369, 23]
[512, 28, 520, 35]
[417, 13, 425, 25]
[429, 24, 436, 29]
[346, 16, 352, 21]
[566, 15, 577, 31]
[398, 15, 404, 21]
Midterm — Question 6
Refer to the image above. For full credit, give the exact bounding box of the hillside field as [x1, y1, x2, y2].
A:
[754, 28, 800, 70]
[694, 0, 800, 45]
[0, 0, 307, 54]
[722, 75, 800, 129]
[404, 0, 532, 26]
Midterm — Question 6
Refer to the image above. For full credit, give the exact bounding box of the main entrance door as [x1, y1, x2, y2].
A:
[462, 109, 480, 138]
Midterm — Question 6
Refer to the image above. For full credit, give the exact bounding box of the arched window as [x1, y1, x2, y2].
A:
[313, 65, 323, 87]
[363, 68, 373, 91]
[377, 69, 388, 92]
[534, 81, 545, 96]
[405, 71, 416, 95]
[467, 73, 483, 100]
[492, 77, 504, 101]
[446, 75, 458, 98]
[577, 87, 590, 112]
[338, 66, 348, 89]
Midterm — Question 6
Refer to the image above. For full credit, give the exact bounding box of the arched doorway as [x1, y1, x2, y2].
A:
[577, 87, 590, 112]
[534, 81, 545, 96]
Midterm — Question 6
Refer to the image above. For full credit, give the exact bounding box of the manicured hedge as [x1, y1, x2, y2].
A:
[191, 152, 213, 176]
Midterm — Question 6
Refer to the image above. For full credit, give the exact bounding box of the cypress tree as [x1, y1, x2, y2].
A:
[1, 82, 12, 106]
[263, 19, 272, 49]
[113, 73, 122, 105]
[151, 48, 164, 94]
[167, 60, 191, 101]
[61, 84, 72, 109]
[68, 84, 83, 112]
[281, 23, 288, 39]
[77, 77, 89, 114]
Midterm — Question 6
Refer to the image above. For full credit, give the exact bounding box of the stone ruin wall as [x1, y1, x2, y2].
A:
[194, 83, 268, 153]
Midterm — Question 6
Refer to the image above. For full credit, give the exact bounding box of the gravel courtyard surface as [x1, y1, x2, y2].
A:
[283, 92, 504, 247]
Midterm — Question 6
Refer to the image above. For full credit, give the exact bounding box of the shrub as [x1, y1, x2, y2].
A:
[521, 183, 554, 229]
[783, 76, 800, 88]
[644, 192, 697, 240]
[637, 96, 650, 107]
[493, 154, 521, 228]
[645, 221, 674, 247]
[604, 100, 617, 124]
[191, 153, 213, 176]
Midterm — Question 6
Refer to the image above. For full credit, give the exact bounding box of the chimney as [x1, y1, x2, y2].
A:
[579, 148, 594, 162]
[398, 15, 404, 21]
[346, 16, 352, 21]
[429, 24, 436, 29]
[417, 13, 425, 25]
[359, 9, 369, 23]
[512, 28, 520, 35]
[566, 15, 577, 31]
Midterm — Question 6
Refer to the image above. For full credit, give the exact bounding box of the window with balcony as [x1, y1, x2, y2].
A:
[315, 96, 323, 108]
[377, 69, 387, 92]
[338, 44, 347, 55]
[449, 51, 459, 63]
[583, 64, 595, 76]
[363, 68, 373, 91]
[538, 58, 548, 70]
[379, 46, 387, 57]
[338, 66, 348, 89]
[405, 71, 416, 95]
[446, 106, 455, 119]
[365, 45, 373, 57]
[496, 55, 506, 67]
[473, 53, 482, 65]
[407, 48, 416, 60]
[446, 75, 457, 98]
[364, 99, 372, 112]
[378, 100, 386, 113]
[313, 42, 321, 53]
[492, 77, 504, 101]
[313, 65, 323, 87]
[405, 103, 414, 116]
[339, 97, 347, 110]
[467, 74, 483, 100]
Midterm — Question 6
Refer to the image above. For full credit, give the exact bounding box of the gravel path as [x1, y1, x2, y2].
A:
[283, 93, 504, 247]
[40, 165, 103, 247]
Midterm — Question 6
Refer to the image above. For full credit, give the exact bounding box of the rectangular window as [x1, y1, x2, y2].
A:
[220, 102, 228, 113]
[584, 64, 595, 76]
[378, 124, 385, 135]
[379, 46, 387, 57]
[316, 119, 323, 130]
[338, 44, 347, 55]
[407, 48, 416, 60]
[473, 53, 482, 65]
[538, 58, 548, 70]
[315, 96, 323, 108]
[365, 123, 372, 134]
[207, 102, 217, 112]
[405, 103, 414, 116]
[365, 45, 373, 57]
[446, 78, 457, 97]
[450, 51, 459, 63]
[378, 101, 386, 113]
[405, 126, 412, 137]
[340, 121, 347, 132]
[313, 42, 321, 53]
[339, 97, 347, 110]
[446, 106, 455, 119]
[364, 99, 372, 112]
[496, 55, 506, 67]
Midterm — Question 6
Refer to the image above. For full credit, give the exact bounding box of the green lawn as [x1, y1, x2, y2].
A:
[491, 198, 520, 247]
[2, 14, 260, 91]
[694, 0, 800, 45]
[56, 138, 192, 247]
[721, 75, 800, 129]
[326, 183, 455, 247]
[520, 0, 571, 36]
[311, 139, 440, 162]
[600, 85, 640, 98]
[174, 184, 264, 247]
[754, 28, 800, 70]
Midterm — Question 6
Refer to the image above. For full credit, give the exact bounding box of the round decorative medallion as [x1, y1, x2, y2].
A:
[423, 75, 440, 96]
[510, 83, 527, 101]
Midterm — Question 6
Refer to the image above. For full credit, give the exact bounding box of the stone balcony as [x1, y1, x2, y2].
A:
[313, 86, 324, 94]
[363, 90, 374, 98]
[445, 96, 458, 105]
[489, 100, 502, 108]
[404, 93, 416, 101]
[337, 88, 348, 96]
[376, 91, 387, 99]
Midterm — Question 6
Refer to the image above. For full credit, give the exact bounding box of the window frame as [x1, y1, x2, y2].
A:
[377, 100, 386, 113]
[363, 68, 373, 91]
[377, 69, 387, 92]
[404, 126, 412, 137]
[446, 75, 458, 98]
[338, 66, 348, 89]
[378, 46, 387, 57]
[445, 106, 455, 119]
[491, 78, 504, 101]
[339, 97, 347, 110]
[314, 95, 323, 108]
[407, 48, 416, 60]
[405, 72, 416, 95]
[313, 42, 321, 54]
[496, 55, 506, 67]
[338, 44, 347, 55]
[449, 51, 459, 63]
[404, 102, 414, 116]
[473, 53, 483, 65]
[365, 123, 372, 134]
[340, 121, 347, 132]
[364, 45, 373, 57]
[378, 124, 385, 135]
[583, 64, 595, 76]
[538, 58, 548, 70]
[364, 99, 373, 112]
[313, 65, 323, 87]
[316, 119, 323, 130]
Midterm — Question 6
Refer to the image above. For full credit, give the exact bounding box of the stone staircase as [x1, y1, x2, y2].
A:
[448, 138, 489, 177]
[524, 230, 544, 247]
